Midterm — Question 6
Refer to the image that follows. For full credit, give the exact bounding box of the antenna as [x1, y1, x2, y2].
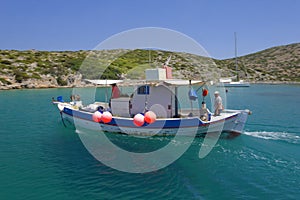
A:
[148, 49, 155, 69]
[164, 55, 172, 66]
[234, 32, 239, 81]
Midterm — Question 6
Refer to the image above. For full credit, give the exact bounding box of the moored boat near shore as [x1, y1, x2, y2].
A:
[217, 33, 250, 88]
[217, 78, 250, 87]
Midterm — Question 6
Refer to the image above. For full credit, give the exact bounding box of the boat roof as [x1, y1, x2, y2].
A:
[85, 79, 204, 86]
[163, 79, 204, 86]
[85, 79, 123, 85]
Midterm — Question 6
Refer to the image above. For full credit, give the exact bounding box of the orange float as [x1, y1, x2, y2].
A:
[133, 113, 145, 127]
[102, 111, 112, 123]
[144, 111, 156, 124]
[92, 111, 102, 122]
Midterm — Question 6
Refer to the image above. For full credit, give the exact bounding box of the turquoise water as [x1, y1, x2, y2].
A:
[0, 85, 299, 199]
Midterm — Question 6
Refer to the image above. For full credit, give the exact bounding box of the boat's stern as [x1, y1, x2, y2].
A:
[222, 109, 251, 134]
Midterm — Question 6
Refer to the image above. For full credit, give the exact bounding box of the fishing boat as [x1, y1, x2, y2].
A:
[217, 32, 250, 87]
[53, 63, 251, 137]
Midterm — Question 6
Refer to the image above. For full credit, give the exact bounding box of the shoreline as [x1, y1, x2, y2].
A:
[1, 81, 300, 91]
[250, 81, 300, 85]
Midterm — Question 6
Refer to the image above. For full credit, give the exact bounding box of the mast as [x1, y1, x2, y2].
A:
[234, 32, 240, 81]
[174, 87, 179, 117]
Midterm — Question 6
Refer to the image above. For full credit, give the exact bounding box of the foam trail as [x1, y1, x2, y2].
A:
[243, 131, 300, 144]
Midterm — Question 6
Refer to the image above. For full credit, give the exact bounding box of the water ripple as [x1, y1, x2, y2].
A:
[243, 131, 300, 144]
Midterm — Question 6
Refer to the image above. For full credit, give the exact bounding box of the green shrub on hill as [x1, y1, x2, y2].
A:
[0, 77, 11, 85]
[14, 70, 30, 83]
[56, 77, 67, 86]
[0, 60, 12, 65]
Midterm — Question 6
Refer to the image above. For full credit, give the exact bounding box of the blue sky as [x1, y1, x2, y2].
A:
[1, 0, 299, 59]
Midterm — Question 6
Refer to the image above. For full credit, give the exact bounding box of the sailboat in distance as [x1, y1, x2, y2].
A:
[218, 32, 250, 87]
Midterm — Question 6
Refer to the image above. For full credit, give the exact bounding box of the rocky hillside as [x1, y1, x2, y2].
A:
[217, 43, 300, 82]
[0, 49, 88, 89]
[0, 43, 299, 89]
[0, 49, 221, 89]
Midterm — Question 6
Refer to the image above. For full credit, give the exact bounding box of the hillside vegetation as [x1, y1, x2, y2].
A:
[0, 43, 299, 89]
[217, 43, 300, 82]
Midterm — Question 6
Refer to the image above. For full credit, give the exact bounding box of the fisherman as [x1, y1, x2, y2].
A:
[70, 94, 75, 102]
[111, 83, 121, 99]
[214, 91, 223, 116]
[200, 101, 210, 121]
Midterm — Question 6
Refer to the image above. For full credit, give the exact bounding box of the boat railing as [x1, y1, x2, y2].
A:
[179, 109, 201, 118]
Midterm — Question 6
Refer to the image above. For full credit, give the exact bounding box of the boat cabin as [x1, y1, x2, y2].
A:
[87, 67, 204, 119]
[111, 84, 174, 118]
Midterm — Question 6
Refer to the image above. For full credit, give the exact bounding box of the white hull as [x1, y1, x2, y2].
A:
[217, 79, 250, 87]
[60, 106, 249, 136]
[218, 82, 250, 87]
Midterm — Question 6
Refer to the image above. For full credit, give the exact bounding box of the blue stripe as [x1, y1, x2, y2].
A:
[63, 108, 237, 129]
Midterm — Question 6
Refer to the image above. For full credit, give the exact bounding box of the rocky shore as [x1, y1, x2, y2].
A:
[0, 73, 87, 90]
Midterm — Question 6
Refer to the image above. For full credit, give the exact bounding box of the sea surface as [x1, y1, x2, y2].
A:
[0, 84, 299, 200]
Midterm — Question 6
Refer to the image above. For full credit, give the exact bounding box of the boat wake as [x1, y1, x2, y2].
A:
[243, 131, 300, 144]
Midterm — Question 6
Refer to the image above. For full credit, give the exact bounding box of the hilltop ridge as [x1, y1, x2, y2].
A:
[0, 43, 299, 89]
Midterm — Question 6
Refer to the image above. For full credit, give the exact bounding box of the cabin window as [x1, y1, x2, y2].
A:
[137, 85, 150, 95]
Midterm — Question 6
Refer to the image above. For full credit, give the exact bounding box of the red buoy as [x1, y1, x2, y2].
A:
[202, 89, 208, 97]
[92, 111, 102, 122]
[144, 111, 156, 124]
[133, 113, 145, 127]
[102, 111, 112, 123]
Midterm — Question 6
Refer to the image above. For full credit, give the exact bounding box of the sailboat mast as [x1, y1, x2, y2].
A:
[234, 32, 239, 81]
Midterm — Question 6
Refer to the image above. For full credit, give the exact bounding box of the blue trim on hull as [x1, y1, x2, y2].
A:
[63, 107, 200, 129]
[62, 107, 239, 130]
